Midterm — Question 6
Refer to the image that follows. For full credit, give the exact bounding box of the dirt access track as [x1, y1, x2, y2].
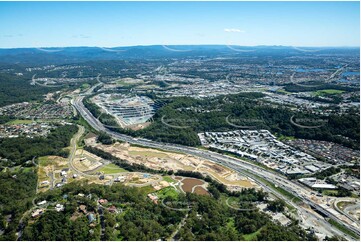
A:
[85, 137, 257, 190]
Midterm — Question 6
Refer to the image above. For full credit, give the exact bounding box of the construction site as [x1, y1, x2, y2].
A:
[91, 93, 161, 127]
[84, 136, 257, 190]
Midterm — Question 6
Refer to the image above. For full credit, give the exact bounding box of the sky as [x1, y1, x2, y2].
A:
[0, 1, 359, 48]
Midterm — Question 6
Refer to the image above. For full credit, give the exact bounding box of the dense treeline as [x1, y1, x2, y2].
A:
[313, 167, 341, 180]
[300, 95, 343, 104]
[0, 169, 37, 240]
[97, 131, 113, 145]
[0, 116, 15, 124]
[0, 124, 78, 166]
[267, 199, 286, 213]
[21, 181, 315, 241]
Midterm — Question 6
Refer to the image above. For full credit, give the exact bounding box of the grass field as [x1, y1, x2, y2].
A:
[276, 89, 292, 95]
[6, 119, 33, 125]
[163, 176, 176, 183]
[156, 186, 179, 200]
[314, 89, 345, 96]
[322, 190, 338, 196]
[139, 185, 156, 194]
[115, 79, 144, 87]
[336, 201, 354, 210]
[81, 83, 90, 89]
[98, 163, 127, 174]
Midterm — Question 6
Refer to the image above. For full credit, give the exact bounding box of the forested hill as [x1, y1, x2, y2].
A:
[0, 73, 58, 107]
[20, 181, 316, 241]
[0, 46, 358, 65]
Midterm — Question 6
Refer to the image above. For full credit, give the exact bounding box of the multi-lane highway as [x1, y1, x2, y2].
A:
[72, 89, 359, 240]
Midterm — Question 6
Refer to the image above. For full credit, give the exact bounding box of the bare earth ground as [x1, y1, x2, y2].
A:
[85, 137, 257, 190]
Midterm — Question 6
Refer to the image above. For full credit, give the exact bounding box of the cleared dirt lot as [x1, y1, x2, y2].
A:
[73, 149, 104, 172]
[194, 186, 210, 196]
[181, 178, 205, 193]
[85, 137, 257, 190]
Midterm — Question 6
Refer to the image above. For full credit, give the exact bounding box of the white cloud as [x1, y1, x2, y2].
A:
[224, 28, 245, 33]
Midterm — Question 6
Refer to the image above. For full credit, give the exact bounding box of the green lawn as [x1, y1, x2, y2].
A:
[276, 89, 292, 95]
[163, 176, 176, 183]
[22, 167, 34, 173]
[156, 186, 179, 200]
[336, 201, 353, 210]
[278, 135, 296, 141]
[6, 119, 33, 125]
[322, 190, 338, 196]
[139, 185, 156, 195]
[314, 89, 345, 96]
[81, 83, 90, 89]
[98, 163, 127, 174]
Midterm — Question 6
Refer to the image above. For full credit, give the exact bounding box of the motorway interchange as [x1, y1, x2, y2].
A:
[71, 84, 360, 241]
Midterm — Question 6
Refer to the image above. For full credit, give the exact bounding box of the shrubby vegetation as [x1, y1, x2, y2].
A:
[267, 199, 286, 213]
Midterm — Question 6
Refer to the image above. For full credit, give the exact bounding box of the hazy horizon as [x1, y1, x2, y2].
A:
[1, 44, 360, 50]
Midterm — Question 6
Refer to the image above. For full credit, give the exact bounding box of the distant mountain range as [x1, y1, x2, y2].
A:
[0, 45, 359, 65]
